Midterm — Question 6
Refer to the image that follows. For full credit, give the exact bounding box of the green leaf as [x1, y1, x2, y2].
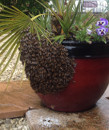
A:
[52, 0, 62, 15]
[35, 0, 63, 24]
[85, 15, 96, 27]
[53, 35, 65, 43]
[69, 0, 81, 28]
[0, 35, 21, 68]
[0, 41, 20, 75]
[7, 52, 21, 83]
[0, 33, 20, 55]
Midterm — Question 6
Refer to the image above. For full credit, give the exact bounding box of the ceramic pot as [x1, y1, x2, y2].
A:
[38, 41, 109, 112]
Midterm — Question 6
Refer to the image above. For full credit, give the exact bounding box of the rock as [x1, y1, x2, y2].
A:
[26, 108, 85, 130]
[5, 119, 11, 124]
[0, 120, 4, 125]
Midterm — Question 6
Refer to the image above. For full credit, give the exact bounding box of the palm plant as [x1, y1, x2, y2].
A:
[0, 0, 104, 81]
[0, 4, 50, 81]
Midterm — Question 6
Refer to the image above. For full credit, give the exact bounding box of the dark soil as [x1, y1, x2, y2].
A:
[20, 31, 75, 94]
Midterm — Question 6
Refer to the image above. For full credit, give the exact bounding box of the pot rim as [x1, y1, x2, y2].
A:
[62, 40, 109, 59]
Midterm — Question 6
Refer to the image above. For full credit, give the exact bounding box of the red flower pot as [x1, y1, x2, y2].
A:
[38, 58, 109, 112]
[38, 42, 109, 112]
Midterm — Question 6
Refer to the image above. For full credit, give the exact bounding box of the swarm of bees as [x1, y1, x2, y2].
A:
[20, 30, 75, 94]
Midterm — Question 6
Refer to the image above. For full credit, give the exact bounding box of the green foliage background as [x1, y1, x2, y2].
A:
[0, 0, 50, 15]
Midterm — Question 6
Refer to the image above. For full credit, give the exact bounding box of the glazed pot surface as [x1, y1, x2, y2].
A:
[38, 58, 109, 112]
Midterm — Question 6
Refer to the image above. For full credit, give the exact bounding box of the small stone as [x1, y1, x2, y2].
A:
[0, 118, 29, 130]
[19, 118, 24, 122]
[23, 126, 28, 130]
[0, 120, 4, 125]
[5, 119, 11, 124]
[18, 126, 22, 129]
[2, 124, 8, 130]
[12, 128, 18, 130]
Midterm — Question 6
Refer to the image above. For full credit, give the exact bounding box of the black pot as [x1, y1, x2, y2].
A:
[62, 40, 109, 58]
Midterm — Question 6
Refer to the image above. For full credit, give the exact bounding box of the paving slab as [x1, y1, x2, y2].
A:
[26, 87, 109, 130]
[0, 81, 41, 119]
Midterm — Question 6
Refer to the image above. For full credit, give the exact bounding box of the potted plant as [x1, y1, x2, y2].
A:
[0, 0, 109, 112]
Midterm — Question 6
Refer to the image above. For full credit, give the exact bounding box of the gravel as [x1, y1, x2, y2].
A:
[0, 118, 30, 130]
[0, 35, 27, 82]
[0, 35, 30, 129]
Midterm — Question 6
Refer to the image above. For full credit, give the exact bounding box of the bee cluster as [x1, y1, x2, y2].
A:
[20, 30, 75, 94]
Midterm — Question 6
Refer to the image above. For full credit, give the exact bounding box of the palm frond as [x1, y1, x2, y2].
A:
[52, 0, 62, 15]
[7, 52, 20, 83]
[0, 41, 20, 75]
[0, 33, 20, 55]
[35, 0, 64, 24]
[53, 35, 65, 43]
[69, 0, 81, 28]
[0, 4, 51, 80]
